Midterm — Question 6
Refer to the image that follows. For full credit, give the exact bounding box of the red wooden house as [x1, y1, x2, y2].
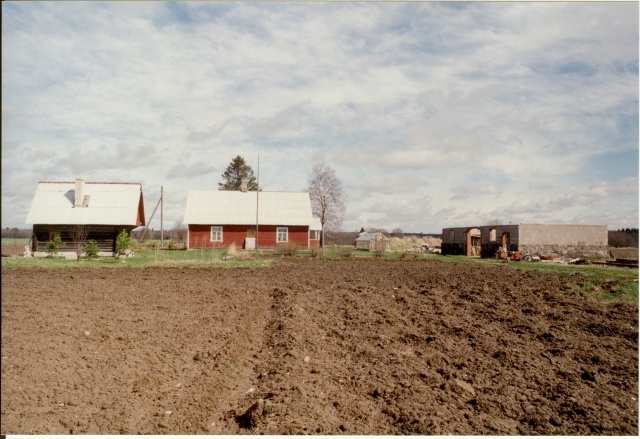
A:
[183, 189, 320, 250]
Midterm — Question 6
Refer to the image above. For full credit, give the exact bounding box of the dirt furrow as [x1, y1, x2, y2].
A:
[2, 261, 637, 434]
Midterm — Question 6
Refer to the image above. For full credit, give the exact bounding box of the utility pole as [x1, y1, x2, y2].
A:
[160, 186, 164, 249]
[255, 155, 260, 251]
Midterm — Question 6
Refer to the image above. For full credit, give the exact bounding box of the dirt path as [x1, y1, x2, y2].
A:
[2, 259, 638, 434]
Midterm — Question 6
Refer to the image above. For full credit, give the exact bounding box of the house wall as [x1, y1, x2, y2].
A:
[188, 225, 310, 250]
[31, 224, 132, 257]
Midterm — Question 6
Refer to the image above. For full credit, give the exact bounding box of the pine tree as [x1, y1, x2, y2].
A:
[218, 155, 259, 191]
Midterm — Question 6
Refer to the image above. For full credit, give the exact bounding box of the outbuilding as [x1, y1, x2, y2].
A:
[441, 223, 609, 258]
[355, 232, 390, 252]
[183, 189, 318, 250]
[26, 177, 146, 257]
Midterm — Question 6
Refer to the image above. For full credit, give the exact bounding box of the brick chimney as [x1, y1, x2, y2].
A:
[74, 176, 85, 207]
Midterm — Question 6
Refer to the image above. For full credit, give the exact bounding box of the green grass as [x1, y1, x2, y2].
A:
[1, 238, 30, 243]
[606, 282, 639, 303]
[1, 249, 275, 269]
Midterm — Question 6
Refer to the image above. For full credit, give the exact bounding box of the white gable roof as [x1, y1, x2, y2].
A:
[26, 181, 143, 226]
[183, 190, 314, 226]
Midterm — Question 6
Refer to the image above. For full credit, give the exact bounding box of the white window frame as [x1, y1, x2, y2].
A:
[310, 230, 318, 240]
[277, 227, 288, 243]
[210, 226, 223, 242]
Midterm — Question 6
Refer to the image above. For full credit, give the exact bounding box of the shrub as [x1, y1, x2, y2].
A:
[234, 250, 255, 261]
[84, 240, 99, 259]
[339, 246, 355, 258]
[276, 242, 301, 257]
[46, 235, 64, 257]
[115, 229, 132, 256]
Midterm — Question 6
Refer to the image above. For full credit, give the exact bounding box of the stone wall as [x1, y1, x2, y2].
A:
[519, 224, 607, 246]
[519, 244, 610, 258]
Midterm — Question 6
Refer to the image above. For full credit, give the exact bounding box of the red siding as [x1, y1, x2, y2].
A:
[189, 225, 310, 250]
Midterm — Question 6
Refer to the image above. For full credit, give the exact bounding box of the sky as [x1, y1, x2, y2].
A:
[2, 1, 638, 233]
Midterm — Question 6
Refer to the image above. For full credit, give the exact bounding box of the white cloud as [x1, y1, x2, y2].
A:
[2, 1, 637, 232]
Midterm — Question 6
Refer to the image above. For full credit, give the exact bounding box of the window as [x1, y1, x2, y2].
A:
[310, 230, 319, 240]
[449, 230, 455, 242]
[210, 226, 223, 242]
[489, 228, 497, 242]
[277, 227, 288, 243]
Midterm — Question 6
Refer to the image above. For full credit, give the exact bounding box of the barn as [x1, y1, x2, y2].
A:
[25, 177, 146, 258]
[441, 223, 609, 258]
[355, 232, 390, 252]
[183, 189, 318, 250]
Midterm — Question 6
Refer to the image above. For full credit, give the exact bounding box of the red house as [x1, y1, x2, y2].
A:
[183, 189, 320, 250]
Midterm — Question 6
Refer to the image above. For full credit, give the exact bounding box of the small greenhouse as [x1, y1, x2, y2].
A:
[355, 232, 390, 252]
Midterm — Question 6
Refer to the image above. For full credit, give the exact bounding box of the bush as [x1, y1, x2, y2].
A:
[46, 235, 64, 257]
[84, 240, 99, 259]
[339, 246, 355, 258]
[115, 230, 132, 256]
[276, 242, 301, 257]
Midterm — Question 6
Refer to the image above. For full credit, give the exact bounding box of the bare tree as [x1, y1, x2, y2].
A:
[70, 224, 89, 262]
[486, 219, 502, 226]
[308, 163, 345, 250]
[171, 221, 188, 248]
[392, 228, 404, 238]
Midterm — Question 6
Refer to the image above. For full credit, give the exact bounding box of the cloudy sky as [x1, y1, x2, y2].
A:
[2, 1, 638, 233]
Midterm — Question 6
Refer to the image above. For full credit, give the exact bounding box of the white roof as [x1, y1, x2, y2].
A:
[183, 190, 314, 226]
[26, 182, 144, 226]
[356, 232, 389, 241]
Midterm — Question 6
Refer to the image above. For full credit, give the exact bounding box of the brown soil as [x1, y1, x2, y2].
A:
[1, 259, 638, 434]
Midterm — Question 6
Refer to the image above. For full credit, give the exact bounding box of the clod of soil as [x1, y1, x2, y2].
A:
[1, 259, 638, 434]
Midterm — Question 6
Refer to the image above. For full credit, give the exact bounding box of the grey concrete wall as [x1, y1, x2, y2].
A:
[519, 224, 607, 246]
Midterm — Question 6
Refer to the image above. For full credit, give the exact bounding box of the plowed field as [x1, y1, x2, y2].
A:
[1, 259, 638, 434]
